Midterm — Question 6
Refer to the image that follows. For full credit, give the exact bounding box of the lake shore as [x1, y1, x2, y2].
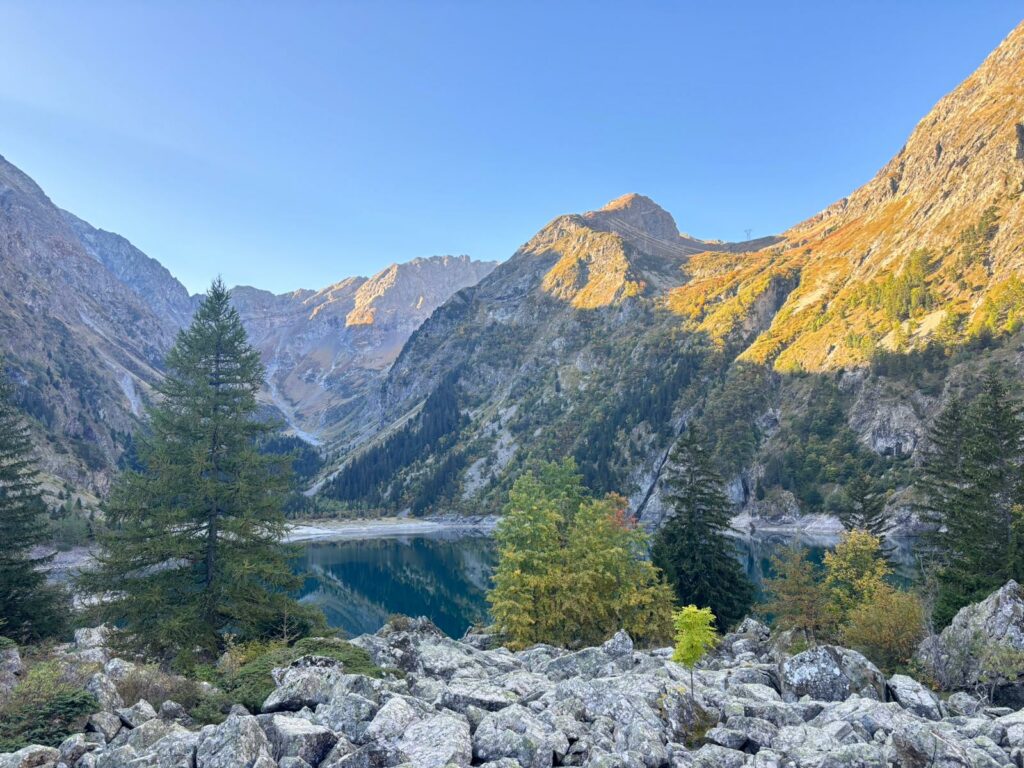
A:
[284, 515, 500, 542]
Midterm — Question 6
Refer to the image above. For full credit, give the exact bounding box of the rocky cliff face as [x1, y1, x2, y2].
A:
[233, 256, 497, 446]
[0, 154, 177, 492]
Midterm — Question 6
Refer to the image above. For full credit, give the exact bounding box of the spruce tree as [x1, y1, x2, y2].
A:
[0, 364, 67, 641]
[839, 472, 893, 557]
[652, 427, 754, 629]
[82, 280, 324, 658]
[917, 373, 1024, 627]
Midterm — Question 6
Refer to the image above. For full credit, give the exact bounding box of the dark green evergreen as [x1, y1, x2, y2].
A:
[839, 472, 893, 547]
[918, 372, 1024, 627]
[81, 281, 324, 659]
[0, 364, 67, 641]
[651, 427, 754, 629]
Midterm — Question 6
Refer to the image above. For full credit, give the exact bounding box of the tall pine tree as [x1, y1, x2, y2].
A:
[840, 472, 894, 558]
[0, 363, 67, 641]
[82, 281, 324, 658]
[918, 373, 1024, 627]
[652, 427, 754, 629]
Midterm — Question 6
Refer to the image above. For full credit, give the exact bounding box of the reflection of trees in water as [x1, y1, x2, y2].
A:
[294, 532, 920, 638]
[733, 533, 919, 597]
[293, 535, 496, 638]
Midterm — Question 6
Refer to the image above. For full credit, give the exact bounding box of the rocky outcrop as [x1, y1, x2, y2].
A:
[14, 589, 1024, 768]
[917, 580, 1024, 703]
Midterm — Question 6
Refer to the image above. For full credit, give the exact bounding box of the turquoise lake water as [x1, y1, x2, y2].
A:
[294, 532, 917, 638]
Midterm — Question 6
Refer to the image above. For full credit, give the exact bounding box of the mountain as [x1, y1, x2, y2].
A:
[322, 21, 1024, 529]
[0, 154, 177, 492]
[232, 256, 497, 446]
[0, 153, 496, 491]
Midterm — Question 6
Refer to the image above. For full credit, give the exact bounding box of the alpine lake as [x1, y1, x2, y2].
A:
[292, 529, 919, 639]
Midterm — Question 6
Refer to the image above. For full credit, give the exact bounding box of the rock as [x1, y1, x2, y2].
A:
[124, 730, 199, 768]
[74, 627, 111, 651]
[117, 699, 157, 728]
[397, 713, 472, 768]
[0, 746, 60, 768]
[85, 673, 123, 712]
[101, 658, 137, 683]
[441, 678, 517, 712]
[158, 699, 192, 724]
[260, 714, 338, 765]
[892, 719, 1006, 768]
[195, 714, 275, 768]
[0, 645, 23, 700]
[360, 696, 420, 743]
[945, 691, 982, 717]
[887, 674, 943, 720]
[262, 665, 346, 713]
[278, 759, 312, 768]
[473, 704, 566, 768]
[57, 734, 98, 766]
[916, 580, 1024, 694]
[86, 711, 124, 743]
[313, 693, 379, 742]
[705, 726, 748, 751]
[779, 645, 886, 702]
[692, 744, 747, 768]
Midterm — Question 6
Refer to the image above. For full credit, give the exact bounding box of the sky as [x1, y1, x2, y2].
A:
[0, 2, 1021, 295]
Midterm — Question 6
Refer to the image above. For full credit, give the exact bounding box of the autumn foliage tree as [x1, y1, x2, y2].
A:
[488, 459, 674, 650]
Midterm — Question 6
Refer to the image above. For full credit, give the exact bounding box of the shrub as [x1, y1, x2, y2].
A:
[0, 662, 97, 750]
[842, 585, 925, 673]
[218, 637, 382, 712]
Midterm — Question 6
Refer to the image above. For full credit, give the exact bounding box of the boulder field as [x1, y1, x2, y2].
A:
[5, 584, 1024, 768]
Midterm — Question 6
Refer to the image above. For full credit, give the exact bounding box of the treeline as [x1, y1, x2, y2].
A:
[324, 371, 464, 506]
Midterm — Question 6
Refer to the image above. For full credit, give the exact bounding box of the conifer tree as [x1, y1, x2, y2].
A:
[917, 373, 1024, 626]
[652, 428, 754, 629]
[762, 544, 830, 640]
[82, 280, 324, 658]
[0, 364, 67, 641]
[840, 473, 890, 539]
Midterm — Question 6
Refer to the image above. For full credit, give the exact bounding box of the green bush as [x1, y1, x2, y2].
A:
[0, 636, 16, 650]
[0, 662, 97, 750]
[217, 637, 382, 712]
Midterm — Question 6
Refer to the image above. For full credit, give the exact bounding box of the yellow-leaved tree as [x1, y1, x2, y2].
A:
[823, 528, 891, 626]
[488, 459, 674, 650]
[672, 605, 719, 704]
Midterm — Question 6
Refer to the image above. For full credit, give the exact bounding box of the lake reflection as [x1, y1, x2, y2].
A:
[294, 534, 495, 638]
[294, 531, 918, 638]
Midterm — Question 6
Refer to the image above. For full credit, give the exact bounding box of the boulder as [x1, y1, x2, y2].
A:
[102, 658, 137, 683]
[779, 645, 886, 702]
[313, 693, 379, 742]
[195, 714, 275, 768]
[124, 730, 199, 768]
[887, 674, 943, 720]
[262, 664, 346, 713]
[57, 733, 99, 766]
[74, 627, 111, 651]
[891, 719, 1006, 768]
[86, 711, 124, 743]
[85, 672, 123, 712]
[916, 580, 1024, 695]
[360, 696, 420, 743]
[441, 678, 517, 712]
[397, 713, 472, 768]
[473, 704, 567, 768]
[117, 699, 158, 728]
[0, 645, 23, 700]
[0, 746, 60, 768]
[260, 714, 338, 765]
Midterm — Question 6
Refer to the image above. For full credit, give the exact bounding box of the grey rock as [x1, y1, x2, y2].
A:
[117, 699, 157, 728]
[195, 714, 275, 768]
[0, 745, 60, 768]
[441, 678, 517, 712]
[473, 704, 566, 768]
[397, 713, 472, 768]
[360, 696, 420, 743]
[260, 714, 337, 765]
[892, 719, 1006, 768]
[86, 711, 123, 742]
[262, 665, 347, 713]
[125, 729, 199, 768]
[945, 691, 982, 717]
[887, 674, 943, 719]
[780, 646, 886, 702]
[85, 673, 123, 712]
[692, 744, 746, 768]
[314, 694, 379, 742]
[101, 658, 137, 683]
[0, 646, 23, 700]
[57, 734, 98, 766]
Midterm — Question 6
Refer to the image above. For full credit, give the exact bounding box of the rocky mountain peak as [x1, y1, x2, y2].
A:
[586, 193, 681, 242]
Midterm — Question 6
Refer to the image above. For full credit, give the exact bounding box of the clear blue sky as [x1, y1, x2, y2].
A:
[1, 2, 1020, 294]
